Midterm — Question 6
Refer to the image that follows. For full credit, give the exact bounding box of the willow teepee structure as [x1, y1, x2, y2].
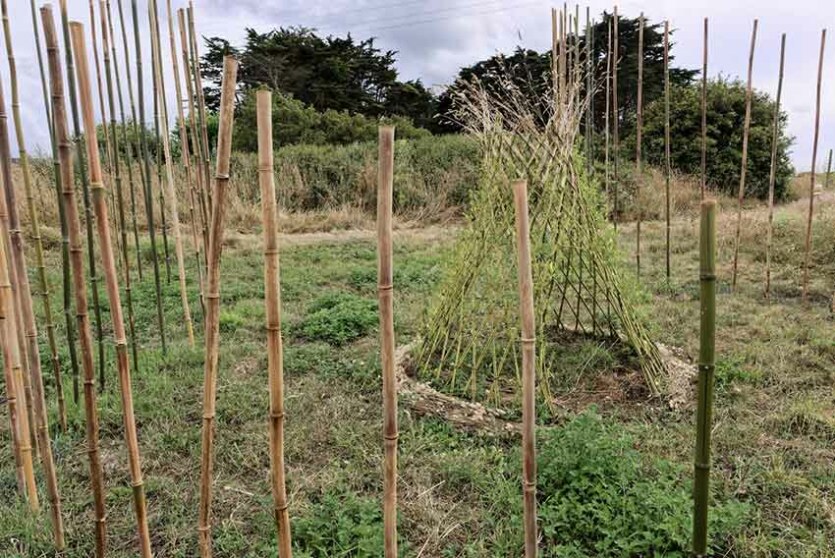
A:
[415, 64, 665, 406]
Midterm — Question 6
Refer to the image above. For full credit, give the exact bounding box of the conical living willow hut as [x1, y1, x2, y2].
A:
[414, 68, 665, 409]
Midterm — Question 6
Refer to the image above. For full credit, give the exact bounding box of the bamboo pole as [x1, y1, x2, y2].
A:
[612, 7, 619, 229]
[71, 22, 153, 557]
[132, 0, 167, 352]
[3, 0, 68, 432]
[731, 20, 759, 292]
[188, 3, 213, 215]
[635, 13, 644, 279]
[0, 209, 38, 511]
[150, 0, 171, 286]
[692, 198, 717, 558]
[197, 55, 238, 558]
[179, 8, 210, 264]
[32, 0, 81, 405]
[512, 179, 538, 558]
[803, 29, 826, 303]
[59, 0, 106, 393]
[664, 21, 672, 281]
[43, 6, 108, 554]
[765, 34, 786, 301]
[604, 18, 611, 199]
[0, 22, 68, 549]
[89, 0, 113, 181]
[257, 89, 293, 557]
[149, 0, 194, 346]
[700, 18, 708, 199]
[585, 8, 592, 179]
[378, 125, 398, 558]
[167, 0, 205, 316]
[824, 149, 833, 190]
[100, 0, 139, 375]
[114, 0, 143, 279]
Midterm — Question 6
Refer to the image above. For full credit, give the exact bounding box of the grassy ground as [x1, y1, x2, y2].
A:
[1, 191, 834, 556]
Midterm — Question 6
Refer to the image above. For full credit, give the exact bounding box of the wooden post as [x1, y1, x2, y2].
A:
[149, 0, 194, 346]
[197, 55, 239, 558]
[700, 18, 709, 199]
[3, 0, 68, 432]
[167, 0, 205, 316]
[378, 125, 398, 558]
[59, 0, 106, 392]
[692, 199, 717, 557]
[71, 21, 153, 557]
[31, 0, 81, 405]
[635, 13, 644, 278]
[732, 20, 759, 292]
[802, 29, 826, 303]
[132, 0, 167, 351]
[664, 20, 672, 280]
[257, 89, 294, 557]
[512, 179, 538, 557]
[43, 6, 108, 555]
[765, 34, 786, 301]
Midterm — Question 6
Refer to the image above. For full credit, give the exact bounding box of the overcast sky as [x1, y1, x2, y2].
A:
[4, 1, 834, 170]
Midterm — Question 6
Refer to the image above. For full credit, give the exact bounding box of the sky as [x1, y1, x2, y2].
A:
[3, 0, 834, 170]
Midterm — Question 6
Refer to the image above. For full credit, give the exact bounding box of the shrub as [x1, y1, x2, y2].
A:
[533, 412, 749, 557]
[295, 292, 378, 346]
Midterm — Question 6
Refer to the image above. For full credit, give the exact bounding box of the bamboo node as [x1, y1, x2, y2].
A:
[699, 273, 716, 281]
[694, 461, 711, 471]
[698, 364, 714, 373]
[197, 525, 212, 533]
[520, 337, 536, 345]
[378, 284, 393, 292]
[257, 165, 273, 172]
[264, 248, 279, 256]
[205, 292, 220, 300]
[90, 180, 105, 191]
[265, 324, 281, 332]
[384, 434, 399, 442]
[215, 173, 230, 180]
[269, 411, 285, 420]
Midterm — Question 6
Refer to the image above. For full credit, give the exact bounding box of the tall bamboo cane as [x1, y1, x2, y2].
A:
[150, 0, 171, 286]
[664, 20, 672, 281]
[71, 23, 153, 556]
[188, 4, 213, 215]
[167, 0, 205, 316]
[100, 0, 139, 374]
[43, 7, 108, 555]
[803, 29, 826, 303]
[59, 0, 106, 392]
[765, 34, 786, 301]
[731, 20, 759, 292]
[114, 0, 143, 279]
[197, 55, 238, 558]
[612, 7, 619, 229]
[88, 0, 113, 180]
[3, 0, 67, 432]
[692, 198, 717, 558]
[825, 150, 833, 190]
[132, 0, 167, 352]
[0, 212, 38, 511]
[179, 8, 210, 263]
[604, 18, 611, 200]
[378, 125, 398, 558]
[700, 18, 708, 199]
[257, 89, 293, 557]
[149, 0, 194, 346]
[635, 13, 644, 278]
[32, 0, 81, 405]
[512, 178, 538, 557]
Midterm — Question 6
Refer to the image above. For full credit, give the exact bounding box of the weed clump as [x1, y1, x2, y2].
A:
[295, 292, 378, 346]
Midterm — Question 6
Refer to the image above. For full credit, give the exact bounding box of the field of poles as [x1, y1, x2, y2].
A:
[0, 1, 833, 558]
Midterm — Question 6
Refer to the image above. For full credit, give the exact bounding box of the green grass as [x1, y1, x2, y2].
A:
[2, 201, 835, 556]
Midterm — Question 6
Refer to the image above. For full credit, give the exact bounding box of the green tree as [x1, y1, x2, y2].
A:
[632, 78, 794, 199]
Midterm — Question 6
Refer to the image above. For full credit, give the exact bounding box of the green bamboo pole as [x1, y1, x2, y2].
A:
[765, 34, 786, 301]
[731, 20, 759, 293]
[150, 1, 171, 286]
[4, 0, 68, 432]
[31, 0, 80, 405]
[802, 29, 826, 303]
[700, 19, 708, 199]
[664, 21, 672, 281]
[692, 198, 717, 558]
[114, 0, 143, 280]
[150, 0, 194, 346]
[43, 6, 108, 553]
[825, 149, 833, 190]
[132, 0, 167, 352]
[100, 0, 139, 372]
[59, 0, 106, 392]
